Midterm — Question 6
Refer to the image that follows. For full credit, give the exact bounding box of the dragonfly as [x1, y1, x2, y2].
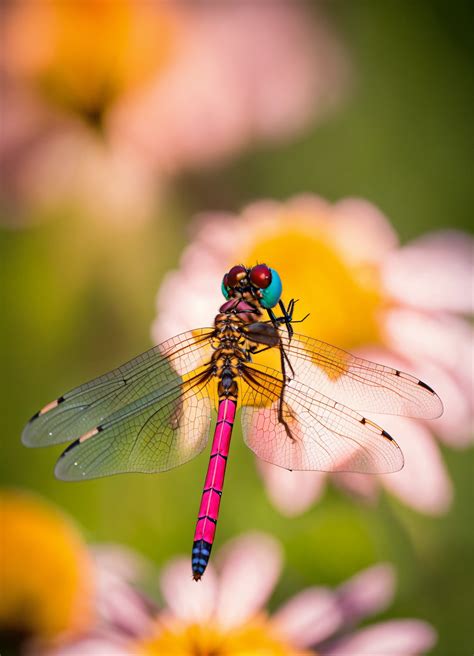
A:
[22, 263, 443, 580]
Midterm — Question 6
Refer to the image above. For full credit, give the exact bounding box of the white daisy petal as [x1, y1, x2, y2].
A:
[159, 557, 218, 623]
[257, 460, 326, 516]
[273, 587, 342, 647]
[215, 532, 282, 629]
[324, 619, 437, 655]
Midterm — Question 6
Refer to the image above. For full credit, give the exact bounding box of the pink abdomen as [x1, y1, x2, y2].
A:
[192, 398, 236, 580]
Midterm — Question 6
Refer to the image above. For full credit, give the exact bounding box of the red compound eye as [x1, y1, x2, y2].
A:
[249, 264, 272, 289]
[226, 265, 247, 287]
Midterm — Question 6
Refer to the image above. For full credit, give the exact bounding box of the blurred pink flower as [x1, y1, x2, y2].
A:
[55, 533, 436, 656]
[111, 2, 347, 175]
[152, 195, 474, 516]
[1, 1, 347, 226]
[49, 545, 159, 656]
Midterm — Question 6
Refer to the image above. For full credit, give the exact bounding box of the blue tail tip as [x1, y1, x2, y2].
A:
[192, 539, 212, 581]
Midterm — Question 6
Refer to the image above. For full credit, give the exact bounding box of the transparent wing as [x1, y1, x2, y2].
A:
[240, 364, 404, 474]
[55, 370, 214, 480]
[278, 332, 443, 419]
[22, 328, 215, 447]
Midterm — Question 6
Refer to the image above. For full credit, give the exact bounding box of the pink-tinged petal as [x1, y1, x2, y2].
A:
[336, 563, 396, 623]
[241, 195, 333, 239]
[324, 619, 437, 655]
[383, 230, 474, 314]
[356, 344, 472, 447]
[52, 636, 132, 656]
[426, 366, 473, 447]
[94, 573, 154, 638]
[412, 359, 472, 447]
[385, 308, 473, 400]
[92, 544, 152, 583]
[189, 213, 240, 260]
[257, 460, 326, 517]
[241, 199, 300, 244]
[152, 268, 219, 341]
[9, 121, 159, 227]
[159, 557, 218, 623]
[378, 416, 453, 515]
[332, 471, 379, 502]
[330, 198, 399, 266]
[152, 214, 244, 342]
[383, 310, 473, 446]
[92, 546, 156, 637]
[215, 532, 282, 629]
[272, 587, 342, 648]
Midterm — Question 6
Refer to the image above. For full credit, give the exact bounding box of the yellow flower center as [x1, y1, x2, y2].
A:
[0, 490, 94, 642]
[244, 226, 385, 351]
[135, 616, 311, 656]
[7, 0, 178, 126]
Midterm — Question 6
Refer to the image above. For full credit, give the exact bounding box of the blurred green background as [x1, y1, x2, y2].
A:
[1, 1, 473, 653]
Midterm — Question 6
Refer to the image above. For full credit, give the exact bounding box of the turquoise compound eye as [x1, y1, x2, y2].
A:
[221, 277, 230, 299]
[260, 268, 282, 308]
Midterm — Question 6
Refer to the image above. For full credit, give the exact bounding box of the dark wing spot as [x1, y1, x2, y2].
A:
[417, 380, 435, 394]
[59, 438, 80, 457]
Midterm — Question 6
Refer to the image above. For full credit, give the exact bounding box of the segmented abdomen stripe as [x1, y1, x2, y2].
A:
[192, 397, 237, 580]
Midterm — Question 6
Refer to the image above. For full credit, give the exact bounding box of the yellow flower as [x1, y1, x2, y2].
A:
[0, 489, 94, 649]
[153, 195, 473, 516]
[154, 196, 395, 388]
[137, 616, 309, 656]
[154, 196, 394, 356]
[133, 534, 311, 656]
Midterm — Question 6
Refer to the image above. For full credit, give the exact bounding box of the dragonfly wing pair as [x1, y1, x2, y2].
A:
[240, 331, 442, 474]
[22, 329, 217, 480]
[22, 327, 443, 480]
[241, 365, 403, 473]
[278, 332, 443, 419]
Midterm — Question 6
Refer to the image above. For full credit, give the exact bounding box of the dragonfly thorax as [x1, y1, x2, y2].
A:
[212, 299, 268, 401]
[218, 296, 263, 323]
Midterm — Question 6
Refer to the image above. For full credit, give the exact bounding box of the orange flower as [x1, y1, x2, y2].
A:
[0, 489, 94, 652]
[4, 0, 176, 126]
[1, 2, 347, 225]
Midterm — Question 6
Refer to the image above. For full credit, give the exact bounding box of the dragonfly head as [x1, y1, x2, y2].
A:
[221, 264, 282, 308]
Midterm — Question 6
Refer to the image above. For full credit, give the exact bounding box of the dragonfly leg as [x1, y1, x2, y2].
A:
[276, 344, 297, 445]
[263, 306, 299, 444]
[267, 299, 310, 339]
[247, 344, 273, 358]
[266, 303, 293, 339]
[272, 315, 295, 377]
[265, 307, 296, 379]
